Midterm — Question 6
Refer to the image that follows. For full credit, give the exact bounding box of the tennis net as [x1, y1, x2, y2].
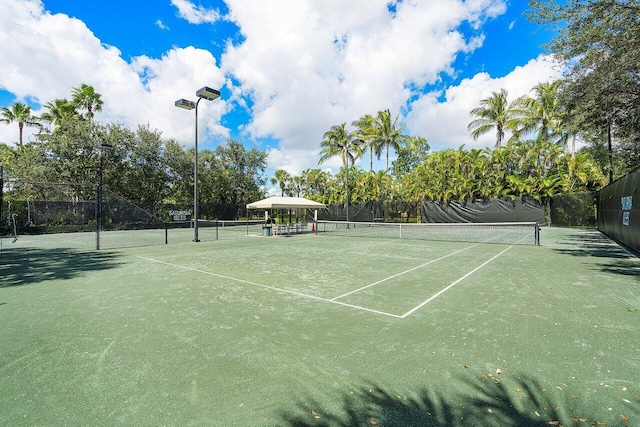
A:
[200, 219, 264, 239]
[167, 219, 265, 241]
[315, 220, 540, 245]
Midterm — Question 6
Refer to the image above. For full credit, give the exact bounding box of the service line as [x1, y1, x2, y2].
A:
[400, 244, 515, 318]
[330, 244, 480, 301]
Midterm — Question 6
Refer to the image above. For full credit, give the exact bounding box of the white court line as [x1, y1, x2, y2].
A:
[400, 241, 523, 318]
[136, 256, 403, 319]
[331, 244, 479, 301]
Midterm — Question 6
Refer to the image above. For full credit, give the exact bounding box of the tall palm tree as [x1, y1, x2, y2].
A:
[71, 83, 103, 120]
[270, 169, 291, 196]
[468, 89, 522, 148]
[513, 81, 568, 145]
[367, 109, 412, 171]
[0, 102, 41, 146]
[352, 114, 381, 171]
[319, 123, 363, 221]
[318, 123, 363, 169]
[40, 99, 78, 131]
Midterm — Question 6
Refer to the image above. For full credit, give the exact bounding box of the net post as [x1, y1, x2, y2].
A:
[314, 209, 318, 235]
[165, 222, 168, 244]
[535, 222, 540, 246]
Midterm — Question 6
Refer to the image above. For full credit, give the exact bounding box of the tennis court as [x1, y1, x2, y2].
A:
[1, 226, 639, 425]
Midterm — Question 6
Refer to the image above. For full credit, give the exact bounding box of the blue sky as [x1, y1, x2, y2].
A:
[0, 0, 561, 188]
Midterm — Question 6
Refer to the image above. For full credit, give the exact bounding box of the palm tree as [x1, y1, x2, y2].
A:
[468, 89, 522, 148]
[366, 109, 412, 171]
[319, 123, 363, 222]
[318, 123, 363, 169]
[40, 99, 78, 131]
[352, 114, 381, 171]
[513, 81, 567, 145]
[270, 169, 291, 196]
[71, 83, 103, 120]
[0, 102, 41, 146]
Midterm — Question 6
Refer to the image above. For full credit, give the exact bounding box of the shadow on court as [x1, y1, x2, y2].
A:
[0, 248, 121, 288]
[279, 374, 631, 426]
[551, 230, 640, 278]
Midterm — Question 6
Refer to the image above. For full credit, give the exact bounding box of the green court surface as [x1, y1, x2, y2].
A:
[1, 227, 639, 426]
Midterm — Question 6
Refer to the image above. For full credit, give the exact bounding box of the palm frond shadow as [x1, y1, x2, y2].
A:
[279, 374, 620, 426]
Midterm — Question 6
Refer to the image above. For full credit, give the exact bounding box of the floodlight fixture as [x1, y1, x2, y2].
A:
[175, 99, 196, 110]
[174, 86, 221, 242]
[196, 86, 221, 101]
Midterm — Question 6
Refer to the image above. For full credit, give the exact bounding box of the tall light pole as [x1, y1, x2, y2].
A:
[175, 86, 220, 242]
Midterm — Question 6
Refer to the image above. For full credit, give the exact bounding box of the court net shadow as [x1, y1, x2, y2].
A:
[0, 248, 121, 287]
[278, 374, 629, 427]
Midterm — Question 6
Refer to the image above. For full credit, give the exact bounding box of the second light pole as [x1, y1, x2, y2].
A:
[175, 86, 220, 242]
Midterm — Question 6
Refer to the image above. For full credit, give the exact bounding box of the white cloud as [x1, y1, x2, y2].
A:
[0, 0, 228, 148]
[0, 0, 563, 181]
[222, 0, 509, 174]
[405, 55, 564, 150]
[170, 0, 221, 24]
[156, 19, 169, 30]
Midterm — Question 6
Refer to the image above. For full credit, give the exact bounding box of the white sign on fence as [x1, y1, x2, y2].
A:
[169, 210, 191, 221]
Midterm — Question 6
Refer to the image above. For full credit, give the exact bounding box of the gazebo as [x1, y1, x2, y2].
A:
[246, 196, 325, 236]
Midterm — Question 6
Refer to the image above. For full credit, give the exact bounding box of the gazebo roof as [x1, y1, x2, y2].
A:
[246, 196, 325, 210]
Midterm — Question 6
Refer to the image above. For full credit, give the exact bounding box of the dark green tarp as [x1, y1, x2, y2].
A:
[597, 168, 640, 254]
[421, 198, 545, 224]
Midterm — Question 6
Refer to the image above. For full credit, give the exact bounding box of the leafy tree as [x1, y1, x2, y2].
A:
[529, 0, 640, 179]
[391, 136, 430, 178]
[215, 140, 267, 204]
[197, 148, 224, 206]
[300, 168, 330, 201]
[33, 118, 100, 200]
[163, 139, 193, 204]
[0, 102, 41, 146]
[115, 125, 173, 215]
[354, 170, 392, 202]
